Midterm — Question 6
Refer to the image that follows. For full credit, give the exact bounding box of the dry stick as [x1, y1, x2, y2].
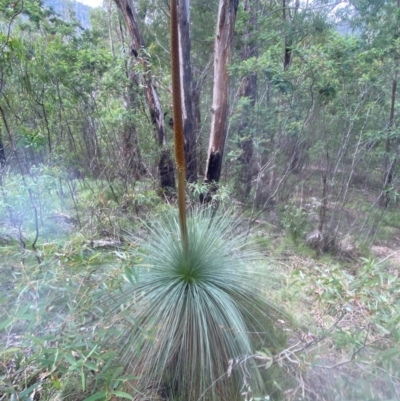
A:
[376, 249, 400, 266]
[170, 0, 188, 252]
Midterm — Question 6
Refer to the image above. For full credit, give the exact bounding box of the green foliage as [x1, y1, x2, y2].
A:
[280, 204, 308, 244]
[104, 208, 286, 401]
[187, 181, 232, 205]
[288, 257, 400, 400]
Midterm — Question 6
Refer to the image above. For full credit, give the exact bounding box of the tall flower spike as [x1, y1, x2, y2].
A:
[170, 0, 188, 252]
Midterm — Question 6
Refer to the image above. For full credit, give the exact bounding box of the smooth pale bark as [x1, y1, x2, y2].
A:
[178, 0, 197, 183]
[114, 0, 175, 191]
[204, 0, 239, 190]
[193, 82, 202, 174]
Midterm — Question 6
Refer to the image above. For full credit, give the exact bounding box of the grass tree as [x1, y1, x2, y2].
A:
[104, 1, 287, 399]
[171, 0, 188, 251]
[111, 211, 285, 400]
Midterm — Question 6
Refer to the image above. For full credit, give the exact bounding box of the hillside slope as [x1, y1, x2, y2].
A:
[43, 0, 94, 28]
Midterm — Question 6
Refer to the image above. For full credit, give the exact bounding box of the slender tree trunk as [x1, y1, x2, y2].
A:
[114, 0, 175, 191]
[107, 0, 116, 57]
[120, 51, 142, 179]
[380, 0, 400, 207]
[283, 0, 291, 70]
[55, 80, 77, 154]
[203, 0, 239, 198]
[178, 0, 197, 183]
[283, 0, 299, 70]
[235, 0, 258, 200]
[283, 0, 306, 174]
[0, 130, 5, 167]
[31, 89, 52, 155]
[39, 100, 52, 155]
[0, 104, 25, 174]
[122, 91, 142, 180]
[380, 70, 398, 207]
[193, 82, 203, 176]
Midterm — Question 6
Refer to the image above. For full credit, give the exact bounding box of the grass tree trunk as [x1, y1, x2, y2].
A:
[234, 0, 258, 200]
[178, 0, 197, 183]
[203, 0, 239, 200]
[114, 0, 175, 192]
[171, 0, 188, 251]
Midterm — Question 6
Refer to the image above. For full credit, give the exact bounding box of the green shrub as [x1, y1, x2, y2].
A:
[281, 204, 308, 244]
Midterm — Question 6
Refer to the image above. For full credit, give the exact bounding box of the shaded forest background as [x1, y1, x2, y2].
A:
[1, 0, 400, 248]
[1, 0, 400, 400]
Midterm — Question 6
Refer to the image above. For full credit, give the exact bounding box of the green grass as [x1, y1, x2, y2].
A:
[382, 208, 400, 229]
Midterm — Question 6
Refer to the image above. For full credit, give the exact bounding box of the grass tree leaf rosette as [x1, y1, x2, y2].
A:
[111, 209, 286, 401]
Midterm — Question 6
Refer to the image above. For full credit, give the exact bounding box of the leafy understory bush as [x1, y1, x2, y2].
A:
[103, 209, 287, 401]
[187, 181, 233, 206]
[281, 205, 309, 244]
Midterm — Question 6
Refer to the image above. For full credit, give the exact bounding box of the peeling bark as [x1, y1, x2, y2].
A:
[204, 0, 239, 192]
[178, 0, 197, 183]
[114, 0, 175, 192]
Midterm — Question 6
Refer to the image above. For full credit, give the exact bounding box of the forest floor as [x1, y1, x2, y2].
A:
[371, 245, 400, 267]
[1, 182, 400, 401]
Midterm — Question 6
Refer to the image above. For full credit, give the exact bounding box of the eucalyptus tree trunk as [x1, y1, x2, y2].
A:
[178, 0, 197, 183]
[203, 0, 239, 196]
[380, 70, 398, 208]
[114, 0, 175, 191]
[234, 0, 258, 200]
[283, 0, 306, 175]
[193, 59, 213, 177]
